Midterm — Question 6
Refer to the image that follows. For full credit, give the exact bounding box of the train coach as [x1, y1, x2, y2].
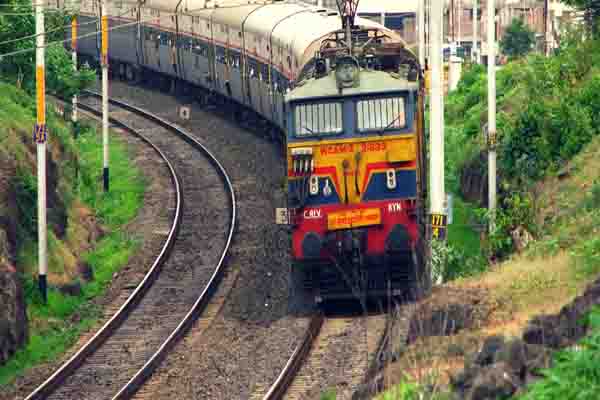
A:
[59, 0, 430, 303]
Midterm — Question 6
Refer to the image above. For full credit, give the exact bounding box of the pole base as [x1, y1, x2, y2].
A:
[103, 167, 109, 192]
[39, 274, 47, 304]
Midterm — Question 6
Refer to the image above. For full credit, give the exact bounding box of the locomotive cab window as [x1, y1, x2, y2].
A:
[294, 102, 343, 137]
[356, 96, 407, 132]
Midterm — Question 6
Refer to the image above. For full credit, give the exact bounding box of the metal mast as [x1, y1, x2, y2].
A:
[487, 0, 496, 227]
[418, 0, 425, 68]
[72, 15, 78, 123]
[473, 0, 478, 63]
[101, 0, 109, 191]
[430, 0, 445, 240]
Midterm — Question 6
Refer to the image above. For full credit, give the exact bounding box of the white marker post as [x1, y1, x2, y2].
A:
[101, 0, 109, 191]
[429, 0, 446, 242]
[35, 0, 48, 303]
[487, 0, 496, 229]
[72, 15, 78, 123]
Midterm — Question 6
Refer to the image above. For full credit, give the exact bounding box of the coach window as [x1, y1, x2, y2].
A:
[294, 102, 343, 136]
[356, 96, 407, 132]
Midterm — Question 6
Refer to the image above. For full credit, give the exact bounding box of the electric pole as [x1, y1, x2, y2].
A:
[101, 0, 109, 191]
[430, 0, 446, 243]
[450, 0, 456, 44]
[72, 15, 77, 123]
[418, 0, 425, 68]
[487, 0, 496, 229]
[457, 0, 461, 53]
[544, 0, 550, 56]
[473, 0, 478, 63]
[34, 0, 47, 303]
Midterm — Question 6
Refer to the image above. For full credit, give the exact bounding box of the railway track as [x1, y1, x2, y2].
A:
[25, 93, 236, 400]
[260, 312, 390, 400]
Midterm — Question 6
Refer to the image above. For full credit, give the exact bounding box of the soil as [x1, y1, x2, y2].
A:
[0, 105, 176, 400]
[367, 271, 600, 399]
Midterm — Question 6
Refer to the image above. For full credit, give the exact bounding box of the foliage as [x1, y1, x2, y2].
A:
[500, 18, 536, 59]
[0, 0, 95, 96]
[320, 389, 336, 400]
[445, 31, 600, 260]
[583, 180, 600, 210]
[475, 192, 536, 259]
[562, 0, 600, 36]
[446, 196, 486, 279]
[431, 240, 485, 282]
[13, 167, 37, 242]
[45, 45, 96, 99]
[0, 86, 144, 386]
[518, 308, 600, 400]
[571, 238, 600, 278]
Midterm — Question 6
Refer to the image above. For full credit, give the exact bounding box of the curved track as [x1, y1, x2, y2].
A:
[261, 313, 390, 400]
[25, 93, 236, 400]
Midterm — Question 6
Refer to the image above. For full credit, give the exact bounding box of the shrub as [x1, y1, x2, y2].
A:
[519, 307, 600, 400]
[583, 181, 600, 210]
[572, 238, 600, 278]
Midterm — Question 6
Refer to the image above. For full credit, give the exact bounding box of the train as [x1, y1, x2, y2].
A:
[58, 0, 430, 303]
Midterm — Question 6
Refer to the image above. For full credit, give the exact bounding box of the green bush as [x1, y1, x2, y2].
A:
[475, 192, 536, 259]
[583, 181, 600, 210]
[13, 168, 37, 242]
[572, 238, 600, 278]
[518, 308, 600, 400]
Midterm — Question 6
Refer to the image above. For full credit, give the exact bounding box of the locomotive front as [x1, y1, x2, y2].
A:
[285, 29, 427, 303]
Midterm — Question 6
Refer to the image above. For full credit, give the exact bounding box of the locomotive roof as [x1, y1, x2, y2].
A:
[285, 69, 419, 103]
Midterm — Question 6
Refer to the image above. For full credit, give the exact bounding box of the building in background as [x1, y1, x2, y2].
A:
[313, 0, 418, 42]
[299, 0, 579, 59]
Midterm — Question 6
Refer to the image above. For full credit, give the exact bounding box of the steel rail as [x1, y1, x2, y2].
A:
[26, 93, 236, 400]
[262, 313, 324, 400]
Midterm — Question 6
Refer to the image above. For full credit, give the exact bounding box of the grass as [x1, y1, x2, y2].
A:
[517, 308, 600, 400]
[0, 90, 145, 387]
[74, 125, 145, 227]
[447, 196, 482, 260]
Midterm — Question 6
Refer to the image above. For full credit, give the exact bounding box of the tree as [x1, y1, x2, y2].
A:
[500, 18, 536, 60]
[562, 0, 600, 36]
[0, 0, 95, 96]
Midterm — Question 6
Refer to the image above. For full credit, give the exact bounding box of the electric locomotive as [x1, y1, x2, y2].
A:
[285, 24, 428, 302]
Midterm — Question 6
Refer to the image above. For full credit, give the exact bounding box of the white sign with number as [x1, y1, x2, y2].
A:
[275, 208, 289, 225]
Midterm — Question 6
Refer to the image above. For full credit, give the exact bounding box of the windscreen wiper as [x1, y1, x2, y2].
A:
[299, 125, 317, 135]
[377, 115, 403, 136]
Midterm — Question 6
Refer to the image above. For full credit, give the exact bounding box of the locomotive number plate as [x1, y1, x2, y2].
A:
[327, 208, 381, 231]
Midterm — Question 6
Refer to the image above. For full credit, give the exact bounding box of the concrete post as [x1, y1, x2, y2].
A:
[35, 0, 48, 303]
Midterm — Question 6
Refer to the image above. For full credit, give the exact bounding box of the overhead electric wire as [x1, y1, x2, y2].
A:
[0, 9, 76, 15]
[0, 6, 136, 48]
[0, 11, 174, 60]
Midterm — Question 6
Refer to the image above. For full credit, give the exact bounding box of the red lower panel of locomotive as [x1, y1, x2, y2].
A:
[291, 199, 425, 302]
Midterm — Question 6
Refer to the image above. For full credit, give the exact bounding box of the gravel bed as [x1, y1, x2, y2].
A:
[104, 81, 312, 400]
